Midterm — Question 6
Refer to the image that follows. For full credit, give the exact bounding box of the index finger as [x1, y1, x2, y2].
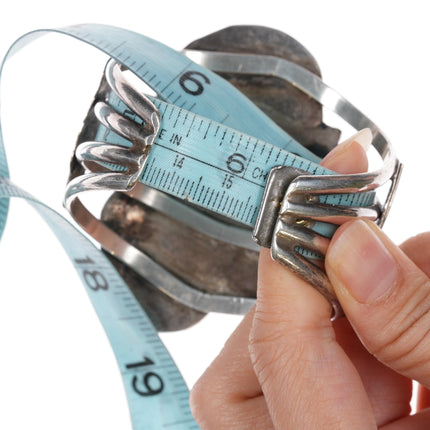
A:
[249, 129, 377, 429]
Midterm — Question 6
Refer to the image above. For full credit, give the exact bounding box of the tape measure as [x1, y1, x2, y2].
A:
[0, 24, 397, 429]
[96, 91, 373, 227]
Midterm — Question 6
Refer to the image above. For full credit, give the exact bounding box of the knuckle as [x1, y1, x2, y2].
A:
[249, 311, 295, 374]
[249, 337, 294, 387]
[249, 309, 334, 387]
[189, 371, 239, 429]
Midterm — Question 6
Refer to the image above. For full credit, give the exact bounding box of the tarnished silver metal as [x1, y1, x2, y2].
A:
[264, 159, 402, 320]
[253, 166, 307, 248]
[253, 166, 340, 318]
[65, 58, 256, 316]
[66, 50, 401, 321]
[184, 50, 401, 226]
[187, 50, 402, 319]
[126, 184, 259, 252]
[65, 59, 161, 201]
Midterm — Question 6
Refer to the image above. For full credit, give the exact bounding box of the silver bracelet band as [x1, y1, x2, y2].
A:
[65, 53, 402, 320]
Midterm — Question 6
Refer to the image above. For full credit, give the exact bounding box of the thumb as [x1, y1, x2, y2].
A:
[326, 219, 430, 388]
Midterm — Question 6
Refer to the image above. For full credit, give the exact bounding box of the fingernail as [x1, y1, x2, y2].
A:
[347, 128, 373, 152]
[327, 220, 398, 303]
[322, 128, 372, 166]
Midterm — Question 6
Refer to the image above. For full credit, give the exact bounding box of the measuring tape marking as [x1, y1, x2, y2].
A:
[65, 24, 317, 160]
[0, 177, 197, 428]
[99, 93, 374, 229]
[0, 23, 378, 429]
[0, 178, 198, 429]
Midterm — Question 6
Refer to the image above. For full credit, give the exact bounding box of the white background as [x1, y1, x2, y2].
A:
[0, 1, 429, 428]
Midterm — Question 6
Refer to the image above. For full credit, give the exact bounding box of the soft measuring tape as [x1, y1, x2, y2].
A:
[0, 24, 389, 429]
[96, 90, 374, 227]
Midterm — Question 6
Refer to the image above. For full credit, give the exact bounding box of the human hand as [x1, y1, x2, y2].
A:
[190, 130, 430, 429]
